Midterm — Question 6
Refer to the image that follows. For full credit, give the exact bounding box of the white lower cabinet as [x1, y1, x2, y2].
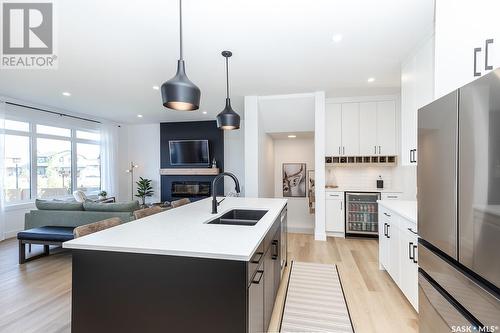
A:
[399, 225, 418, 310]
[379, 205, 418, 311]
[325, 192, 344, 236]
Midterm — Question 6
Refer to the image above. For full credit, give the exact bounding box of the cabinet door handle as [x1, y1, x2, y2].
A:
[272, 240, 279, 260]
[387, 195, 398, 199]
[342, 146, 345, 155]
[338, 146, 341, 155]
[374, 146, 377, 155]
[474, 47, 482, 77]
[413, 245, 418, 264]
[409, 242, 414, 260]
[378, 146, 381, 154]
[340, 201, 342, 210]
[386, 224, 390, 238]
[383, 212, 391, 217]
[485, 39, 494, 70]
[252, 270, 264, 284]
[383, 223, 387, 236]
[407, 227, 418, 235]
[410, 149, 417, 163]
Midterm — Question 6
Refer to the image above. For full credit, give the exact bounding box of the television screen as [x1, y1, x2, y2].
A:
[169, 140, 210, 165]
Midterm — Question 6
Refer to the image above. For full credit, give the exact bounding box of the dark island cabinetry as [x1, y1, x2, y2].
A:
[71, 205, 287, 333]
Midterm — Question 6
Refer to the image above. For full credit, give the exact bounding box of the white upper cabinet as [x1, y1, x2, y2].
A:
[326, 97, 397, 157]
[341, 103, 360, 156]
[401, 35, 434, 165]
[359, 102, 378, 155]
[376, 101, 397, 155]
[435, 0, 500, 98]
[325, 103, 342, 156]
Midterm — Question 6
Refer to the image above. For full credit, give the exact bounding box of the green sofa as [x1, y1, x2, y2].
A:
[24, 199, 140, 230]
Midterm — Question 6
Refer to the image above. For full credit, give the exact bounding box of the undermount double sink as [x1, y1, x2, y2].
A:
[207, 209, 269, 226]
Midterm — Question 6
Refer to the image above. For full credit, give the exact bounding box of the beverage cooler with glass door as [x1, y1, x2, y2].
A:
[345, 192, 381, 237]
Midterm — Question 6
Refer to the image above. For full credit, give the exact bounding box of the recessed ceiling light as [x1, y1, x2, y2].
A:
[62, 92, 71, 96]
[202, 111, 207, 114]
[332, 34, 343, 43]
[137, 114, 143, 118]
[367, 77, 375, 83]
[288, 135, 297, 138]
[152, 85, 160, 90]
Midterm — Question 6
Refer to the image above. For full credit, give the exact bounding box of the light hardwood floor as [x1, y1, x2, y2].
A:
[0, 234, 417, 333]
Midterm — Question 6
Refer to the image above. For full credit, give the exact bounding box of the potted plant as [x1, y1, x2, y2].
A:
[98, 190, 107, 200]
[135, 177, 154, 206]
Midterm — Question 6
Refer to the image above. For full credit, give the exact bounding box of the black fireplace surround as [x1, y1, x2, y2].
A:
[160, 121, 224, 202]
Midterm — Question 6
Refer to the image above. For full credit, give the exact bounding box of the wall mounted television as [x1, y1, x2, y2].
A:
[169, 140, 210, 166]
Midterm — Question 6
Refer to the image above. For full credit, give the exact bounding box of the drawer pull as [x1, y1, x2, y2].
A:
[252, 270, 264, 284]
[386, 196, 398, 199]
[250, 252, 263, 264]
[383, 212, 391, 217]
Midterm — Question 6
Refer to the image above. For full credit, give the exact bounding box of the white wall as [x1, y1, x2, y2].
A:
[3, 203, 34, 239]
[327, 166, 394, 189]
[244, 96, 259, 197]
[224, 120, 245, 195]
[258, 96, 315, 132]
[273, 138, 315, 233]
[117, 124, 161, 204]
[258, 131, 275, 198]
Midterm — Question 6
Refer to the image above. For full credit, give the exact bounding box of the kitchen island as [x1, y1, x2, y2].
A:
[63, 197, 287, 333]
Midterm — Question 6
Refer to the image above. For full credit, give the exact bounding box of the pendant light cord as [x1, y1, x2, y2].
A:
[179, 0, 183, 60]
[226, 56, 230, 98]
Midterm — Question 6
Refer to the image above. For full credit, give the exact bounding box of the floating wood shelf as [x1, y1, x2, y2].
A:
[159, 168, 220, 176]
[325, 156, 397, 167]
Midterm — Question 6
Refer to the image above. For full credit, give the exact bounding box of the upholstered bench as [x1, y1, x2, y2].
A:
[17, 226, 75, 264]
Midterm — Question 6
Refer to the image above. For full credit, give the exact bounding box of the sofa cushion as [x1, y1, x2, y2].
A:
[17, 226, 75, 242]
[35, 199, 84, 211]
[83, 200, 140, 212]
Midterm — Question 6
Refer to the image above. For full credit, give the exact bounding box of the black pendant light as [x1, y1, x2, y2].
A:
[216, 51, 240, 130]
[161, 0, 200, 111]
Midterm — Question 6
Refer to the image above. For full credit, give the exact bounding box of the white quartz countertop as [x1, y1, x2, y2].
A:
[377, 200, 417, 224]
[326, 187, 402, 193]
[63, 197, 287, 261]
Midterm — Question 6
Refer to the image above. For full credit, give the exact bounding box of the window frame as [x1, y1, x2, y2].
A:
[3, 116, 101, 205]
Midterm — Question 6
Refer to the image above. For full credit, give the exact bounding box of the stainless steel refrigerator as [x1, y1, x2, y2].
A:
[418, 69, 500, 332]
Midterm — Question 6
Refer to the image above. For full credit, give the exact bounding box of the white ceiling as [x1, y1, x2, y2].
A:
[0, 0, 434, 124]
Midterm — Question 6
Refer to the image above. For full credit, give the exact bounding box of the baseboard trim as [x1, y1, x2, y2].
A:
[4, 230, 21, 239]
[287, 227, 314, 235]
[314, 232, 327, 241]
[326, 231, 345, 238]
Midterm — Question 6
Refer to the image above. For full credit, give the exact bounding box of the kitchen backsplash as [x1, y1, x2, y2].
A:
[326, 166, 394, 189]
